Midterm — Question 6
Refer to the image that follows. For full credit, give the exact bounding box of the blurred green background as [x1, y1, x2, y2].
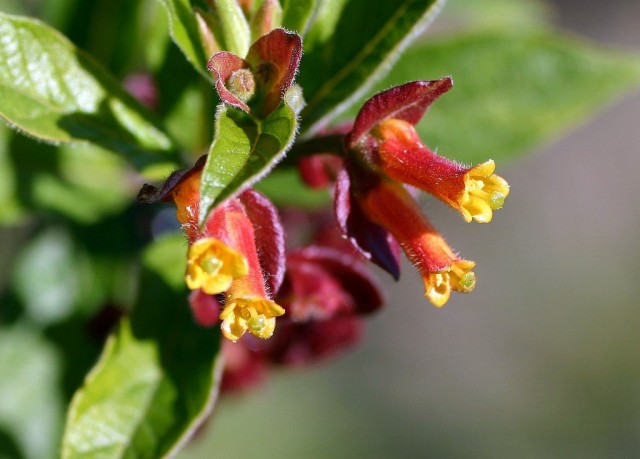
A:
[180, 1, 640, 457]
[1, 0, 639, 457]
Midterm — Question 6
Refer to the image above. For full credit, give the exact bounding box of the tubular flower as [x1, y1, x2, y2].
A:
[373, 118, 510, 223]
[212, 192, 286, 341]
[219, 215, 285, 341]
[355, 175, 476, 307]
[138, 158, 287, 340]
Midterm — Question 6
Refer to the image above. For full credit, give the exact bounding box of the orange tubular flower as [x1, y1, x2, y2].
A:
[218, 204, 285, 341]
[162, 165, 249, 296]
[137, 158, 286, 339]
[357, 177, 476, 307]
[373, 118, 510, 223]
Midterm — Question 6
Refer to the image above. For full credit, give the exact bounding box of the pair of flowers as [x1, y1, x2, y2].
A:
[302, 78, 509, 307]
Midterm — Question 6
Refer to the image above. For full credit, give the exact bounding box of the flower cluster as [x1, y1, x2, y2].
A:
[140, 161, 383, 391]
[139, 30, 509, 392]
[139, 157, 286, 342]
[300, 78, 509, 307]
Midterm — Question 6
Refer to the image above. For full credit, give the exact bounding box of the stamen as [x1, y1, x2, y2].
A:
[450, 264, 476, 292]
[248, 315, 267, 333]
[489, 191, 505, 210]
[199, 256, 222, 274]
[424, 272, 452, 307]
[458, 272, 476, 291]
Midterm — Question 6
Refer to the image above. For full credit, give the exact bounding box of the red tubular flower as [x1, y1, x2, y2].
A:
[373, 119, 509, 223]
[347, 79, 509, 224]
[355, 175, 475, 307]
[218, 206, 285, 341]
[320, 78, 511, 307]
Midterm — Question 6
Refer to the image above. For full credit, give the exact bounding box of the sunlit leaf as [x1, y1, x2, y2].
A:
[0, 13, 177, 168]
[157, 0, 211, 79]
[199, 87, 299, 224]
[299, 0, 445, 134]
[362, 28, 640, 163]
[61, 235, 223, 459]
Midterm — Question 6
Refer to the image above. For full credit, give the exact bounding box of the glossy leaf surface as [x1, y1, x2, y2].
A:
[199, 89, 298, 224]
[0, 13, 177, 168]
[61, 235, 223, 459]
[299, 0, 444, 134]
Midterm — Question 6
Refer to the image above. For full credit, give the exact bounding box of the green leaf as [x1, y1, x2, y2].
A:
[213, 0, 251, 56]
[0, 13, 177, 169]
[199, 88, 299, 224]
[369, 28, 640, 163]
[299, 0, 445, 135]
[157, 0, 211, 79]
[444, 0, 551, 28]
[62, 235, 223, 459]
[0, 323, 64, 459]
[12, 227, 86, 325]
[5, 131, 135, 224]
[0, 124, 25, 223]
[281, 0, 316, 34]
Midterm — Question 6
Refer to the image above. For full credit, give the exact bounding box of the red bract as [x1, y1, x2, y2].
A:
[346, 78, 453, 149]
[207, 28, 302, 117]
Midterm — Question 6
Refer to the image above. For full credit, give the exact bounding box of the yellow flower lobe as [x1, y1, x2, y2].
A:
[185, 238, 248, 295]
[423, 260, 476, 308]
[220, 297, 285, 341]
[459, 160, 510, 223]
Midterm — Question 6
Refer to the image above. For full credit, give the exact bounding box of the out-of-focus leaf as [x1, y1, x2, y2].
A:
[199, 88, 299, 224]
[0, 13, 177, 168]
[299, 0, 445, 134]
[0, 324, 63, 459]
[365, 28, 640, 163]
[11, 220, 138, 325]
[12, 228, 85, 325]
[444, 0, 551, 28]
[255, 167, 331, 209]
[157, 0, 210, 79]
[61, 235, 223, 459]
[281, 0, 315, 34]
[0, 124, 25, 223]
[8, 133, 135, 224]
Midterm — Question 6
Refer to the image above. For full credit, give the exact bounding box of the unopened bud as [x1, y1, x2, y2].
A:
[227, 68, 256, 103]
[195, 8, 221, 57]
[251, 0, 282, 39]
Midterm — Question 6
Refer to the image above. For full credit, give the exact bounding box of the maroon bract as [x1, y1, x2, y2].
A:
[334, 168, 402, 279]
[207, 28, 302, 118]
[346, 78, 453, 149]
